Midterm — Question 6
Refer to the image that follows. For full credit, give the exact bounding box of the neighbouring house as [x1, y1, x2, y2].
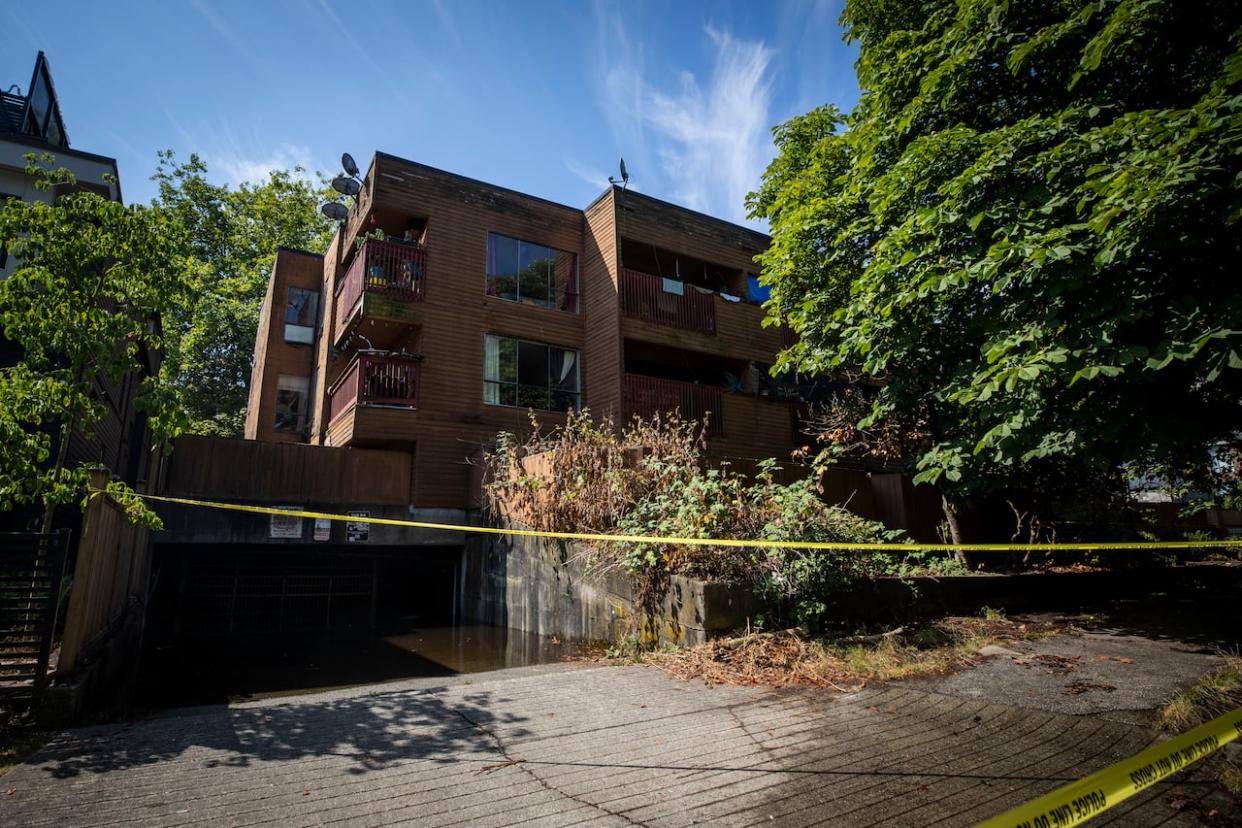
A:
[244, 152, 813, 513]
[1, 51, 156, 520]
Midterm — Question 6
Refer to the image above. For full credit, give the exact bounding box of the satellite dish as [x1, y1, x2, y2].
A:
[341, 153, 359, 177]
[331, 175, 361, 197]
[619, 157, 629, 184]
[320, 201, 349, 221]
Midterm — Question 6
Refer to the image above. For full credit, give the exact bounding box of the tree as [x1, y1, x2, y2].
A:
[152, 151, 333, 437]
[750, 0, 1242, 541]
[0, 156, 195, 531]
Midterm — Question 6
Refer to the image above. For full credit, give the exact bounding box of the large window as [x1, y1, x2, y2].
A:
[284, 286, 318, 344]
[273, 375, 309, 432]
[486, 233, 578, 312]
[484, 334, 580, 412]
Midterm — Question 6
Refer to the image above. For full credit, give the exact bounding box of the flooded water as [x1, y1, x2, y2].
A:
[142, 624, 595, 707]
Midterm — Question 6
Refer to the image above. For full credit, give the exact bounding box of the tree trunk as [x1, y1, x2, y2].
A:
[39, 410, 80, 537]
[941, 492, 970, 568]
[39, 361, 87, 537]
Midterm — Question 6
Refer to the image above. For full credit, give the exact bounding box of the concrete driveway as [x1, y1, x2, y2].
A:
[0, 632, 1233, 827]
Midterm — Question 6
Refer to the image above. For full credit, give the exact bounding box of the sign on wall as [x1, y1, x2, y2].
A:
[313, 518, 332, 542]
[270, 507, 304, 539]
[347, 511, 370, 543]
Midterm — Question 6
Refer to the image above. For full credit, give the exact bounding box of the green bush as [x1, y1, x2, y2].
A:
[487, 412, 965, 628]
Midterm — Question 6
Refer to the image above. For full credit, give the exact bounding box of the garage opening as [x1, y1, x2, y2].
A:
[141, 545, 579, 706]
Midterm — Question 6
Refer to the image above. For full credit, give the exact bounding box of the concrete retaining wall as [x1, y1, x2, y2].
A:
[463, 533, 759, 647]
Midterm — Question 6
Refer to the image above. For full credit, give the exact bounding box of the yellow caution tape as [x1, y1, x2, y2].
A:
[976, 706, 1242, 827]
[104, 490, 1242, 553]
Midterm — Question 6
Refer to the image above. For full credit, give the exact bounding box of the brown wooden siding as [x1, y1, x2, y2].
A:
[318, 155, 588, 508]
[582, 190, 622, 421]
[244, 248, 322, 442]
[620, 297, 784, 365]
[165, 435, 413, 505]
[245, 156, 804, 511]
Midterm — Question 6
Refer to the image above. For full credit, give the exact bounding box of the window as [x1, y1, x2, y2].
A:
[484, 334, 580, 412]
[486, 232, 578, 312]
[284, 286, 318, 344]
[273, 375, 309, 432]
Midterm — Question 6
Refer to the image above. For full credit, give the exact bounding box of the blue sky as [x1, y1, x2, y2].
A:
[2, 0, 859, 226]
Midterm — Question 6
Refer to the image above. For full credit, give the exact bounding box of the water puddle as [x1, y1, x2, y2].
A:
[143, 625, 595, 707]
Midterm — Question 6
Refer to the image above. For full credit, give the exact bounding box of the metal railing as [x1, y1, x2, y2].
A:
[336, 239, 427, 321]
[620, 269, 716, 334]
[328, 352, 422, 425]
[624, 374, 723, 435]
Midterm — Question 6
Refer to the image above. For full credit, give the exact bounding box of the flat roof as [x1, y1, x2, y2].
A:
[373, 150, 768, 243]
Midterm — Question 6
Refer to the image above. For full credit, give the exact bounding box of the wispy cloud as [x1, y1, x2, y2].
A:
[594, 9, 775, 226]
[188, 0, 248, 56]
[563, 158, 613, 193]
[217, 143, 317, 187]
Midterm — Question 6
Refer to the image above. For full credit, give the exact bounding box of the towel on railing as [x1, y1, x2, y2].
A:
[661, 277, 684, 296]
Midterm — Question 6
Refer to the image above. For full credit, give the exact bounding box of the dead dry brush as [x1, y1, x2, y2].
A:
[484, 410, 955, 629]
[483, 408, 704, 542]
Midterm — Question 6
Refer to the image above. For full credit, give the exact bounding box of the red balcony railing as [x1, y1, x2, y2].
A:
[620, 269, 715, 334]
[328, 352, 422, 425]
[624, 374, 723, 435]
[336, 238, 427, 321]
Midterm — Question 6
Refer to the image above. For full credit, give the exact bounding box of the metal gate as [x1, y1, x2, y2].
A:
[179, 552, 377, 637]
[0, 531, 70, 704]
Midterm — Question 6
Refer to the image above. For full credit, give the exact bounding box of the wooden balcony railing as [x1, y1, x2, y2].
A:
[624, 374, 723, 435]
[336, 239, 427, 321]
[620, 269, 715, 334]
[328, 352, 421, 425]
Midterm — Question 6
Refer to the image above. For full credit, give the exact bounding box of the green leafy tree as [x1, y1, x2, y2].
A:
[152, 151, 333, 436]
[0, 156, 195, 530]
[750, 0, 1242, 541]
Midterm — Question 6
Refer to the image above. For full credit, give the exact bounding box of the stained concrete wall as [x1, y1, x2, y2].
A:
[463, 532, 759, 647]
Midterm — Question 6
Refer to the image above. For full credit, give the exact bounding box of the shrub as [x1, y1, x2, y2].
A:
[485, 411, 964, 627]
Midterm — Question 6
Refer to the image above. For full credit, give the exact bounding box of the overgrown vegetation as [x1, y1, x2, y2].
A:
[750, 0, 1242, 540]
[1157, 655, 1242, 797]
[486, 410, 965, 627]
[152, 151, 333, 437]
[651, 612, 1065, 689]
[0, 156, 195, 530]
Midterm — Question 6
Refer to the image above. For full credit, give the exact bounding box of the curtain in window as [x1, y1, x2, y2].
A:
[484, 335, 500, 404]
[552, 349, 576, 385]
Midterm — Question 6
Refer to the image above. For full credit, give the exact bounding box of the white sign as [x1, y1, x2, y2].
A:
[270, 507, 303, 539]
[313, 518, 331, 542]
[347, 511, 370, 543]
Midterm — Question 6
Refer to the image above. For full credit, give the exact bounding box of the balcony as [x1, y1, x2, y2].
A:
[620, 269, 715, 334]
[335, 239, 427, 342]
[624, 374, 723, 436]
[328, 352, 422, 427]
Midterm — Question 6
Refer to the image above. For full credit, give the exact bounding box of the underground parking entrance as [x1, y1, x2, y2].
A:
[140, 543, 585, 706]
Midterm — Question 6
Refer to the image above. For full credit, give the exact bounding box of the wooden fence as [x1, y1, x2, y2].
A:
[58, 472, 150, 680]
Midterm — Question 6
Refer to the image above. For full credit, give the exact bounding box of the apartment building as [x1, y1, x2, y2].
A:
[2, 53, 122, 283]
[245, 152, 808, 511]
